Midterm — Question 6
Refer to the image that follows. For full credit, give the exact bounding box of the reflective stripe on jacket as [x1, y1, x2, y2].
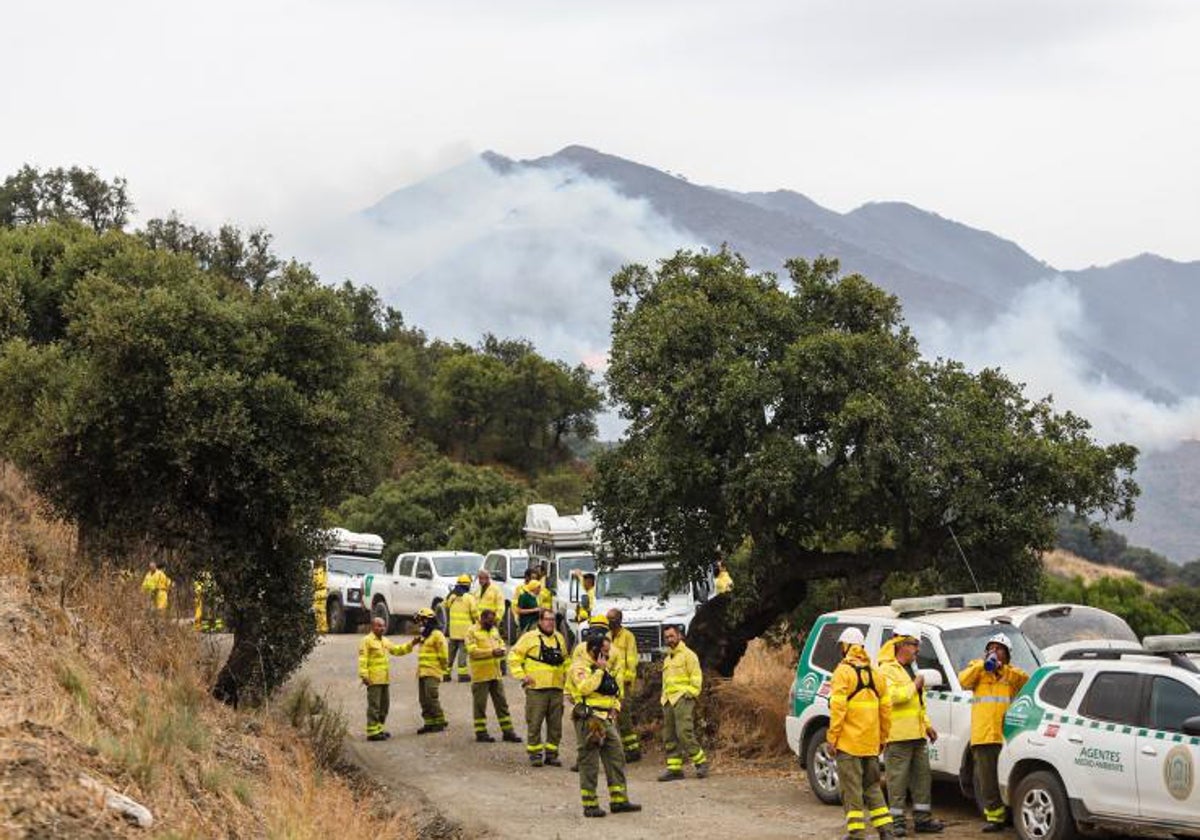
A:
[828, 645, 892, 756]
[610, 627, 639, 687]
[477, 584, 505, 621]
[958, 659, 1029, 745]
[445, 592, 477, 640]
[875, 638, 929, 742]
[508, 628, 568, 689]
[660, 641, 702, 706]
[358, 633, 404, 685]
[465, 624, 505, 682]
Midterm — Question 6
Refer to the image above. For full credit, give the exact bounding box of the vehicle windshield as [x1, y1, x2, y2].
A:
[558, 555, 595, 579]
[1019, 606, 1138, 650]
[596, 568, 686, 601]
[326, 555, 385, 577]
[941, 624, 1042, 676]
[432, 555, 484, 577]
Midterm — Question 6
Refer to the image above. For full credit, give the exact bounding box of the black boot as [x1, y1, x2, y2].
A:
[476, 732, 496, 743]
[657, 769, 685, 782]
[545, 752, 562, 767]
[583, 806, 606, 818]
[502, 730, 522, 743]
[610, 802, 642, 814]
[914, 819, 945, 834]
[893, 817, 908, 838]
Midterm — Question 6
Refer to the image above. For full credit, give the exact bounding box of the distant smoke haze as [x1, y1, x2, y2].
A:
[296, 157, 697, 370]
[917, 278, 1200, 453]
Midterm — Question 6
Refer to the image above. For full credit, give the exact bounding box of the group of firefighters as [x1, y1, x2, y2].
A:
[145, 556, 1033, 833]
[356, 565, 711, 818]
[828, 625, 1029, 839]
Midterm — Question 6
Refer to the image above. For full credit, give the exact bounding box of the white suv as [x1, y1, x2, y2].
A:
[786, 593, 1044, 804]
[999, 635, 1200, 840]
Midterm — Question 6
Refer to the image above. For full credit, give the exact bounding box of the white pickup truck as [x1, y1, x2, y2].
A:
[363, 550, 484, 633]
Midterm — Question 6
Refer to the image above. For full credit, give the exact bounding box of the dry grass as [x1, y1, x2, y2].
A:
[0, 466, 414, 839]
[708, 638, 797, 763]
[1042, 548, 1155, 589]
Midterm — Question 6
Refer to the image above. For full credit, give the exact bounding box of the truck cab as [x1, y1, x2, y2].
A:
[365, 550, 484, 634]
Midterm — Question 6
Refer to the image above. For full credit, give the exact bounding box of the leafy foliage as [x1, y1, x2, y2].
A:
[0, 221, 399, 703]
[0, 165, 132, 233]
[337, 455, 591, 560]
[593, 249, 1140, 672]
[1056, 511, 1200, 587]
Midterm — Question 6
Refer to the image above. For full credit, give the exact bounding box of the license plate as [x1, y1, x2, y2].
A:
[639, 652, 653, 662]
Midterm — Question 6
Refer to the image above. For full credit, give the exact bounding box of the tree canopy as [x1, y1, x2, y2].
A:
[0, 219, 399, 702]
[591, 249, 1140, 673]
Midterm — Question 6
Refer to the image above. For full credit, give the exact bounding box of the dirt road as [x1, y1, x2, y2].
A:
[300, 634, 981, 839]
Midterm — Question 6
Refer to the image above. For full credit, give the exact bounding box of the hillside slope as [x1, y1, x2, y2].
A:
[0, 469, 412, 839]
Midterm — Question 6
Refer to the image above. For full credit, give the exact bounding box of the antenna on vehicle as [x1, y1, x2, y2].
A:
[947, 525, 982, 594]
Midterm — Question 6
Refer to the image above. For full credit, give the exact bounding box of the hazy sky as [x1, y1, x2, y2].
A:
[4, 0, 1197, 269]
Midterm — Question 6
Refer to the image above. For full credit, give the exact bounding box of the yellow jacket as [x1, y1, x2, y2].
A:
[566, 643, 625, 703]
[312, 565, 327, 597]
[141, 569, 171, 610]
[876, 639, 930, 742]
[395, 630, 449, 679]
[477, 583, 505, 621]
[465, 624, 506, 682]
[959, 659, 1030, 745]
[610, 627, 639, 687]
[715, 571, 733, 595]
[358, 633, 405, 685]
[508, 628, 568, 690]
[828, 645, 891, 757]
[445, 592, 477, 640]
[568, 647, 623, 717]
[661, 641, 702, 706]
[537, 585, 554, 612]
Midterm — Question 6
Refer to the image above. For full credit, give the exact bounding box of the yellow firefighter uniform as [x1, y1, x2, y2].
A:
[876, 638, 930, 741]
[958, 659, 1029, 745]
[477, 582, 505, 622]
[141, 568, 171, 611]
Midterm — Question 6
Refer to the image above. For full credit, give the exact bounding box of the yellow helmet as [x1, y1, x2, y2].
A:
[589, 614, 610, 629]
[417, 607, 436, 620]
[527, 578, 542, 591]
[456, 574, 472, 585]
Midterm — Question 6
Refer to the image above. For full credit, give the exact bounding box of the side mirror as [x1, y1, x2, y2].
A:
[1183, 716, 1200, 737]
[918, 668, 944, 689]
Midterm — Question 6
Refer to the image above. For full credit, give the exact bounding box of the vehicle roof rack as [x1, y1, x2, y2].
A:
[1059, 646, 1199, 674]
[890, 592, 1003, 617]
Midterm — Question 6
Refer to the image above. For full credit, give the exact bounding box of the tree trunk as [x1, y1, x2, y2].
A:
[212, 627, 268, 708]
[688, 578, 808, 677]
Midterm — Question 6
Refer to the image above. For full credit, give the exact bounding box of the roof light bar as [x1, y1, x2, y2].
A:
[1143, 633, 1200, 654]
[890, 592, 1003, 616]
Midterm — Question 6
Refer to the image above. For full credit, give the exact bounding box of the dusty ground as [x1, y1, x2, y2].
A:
[300, 634, 984, 840]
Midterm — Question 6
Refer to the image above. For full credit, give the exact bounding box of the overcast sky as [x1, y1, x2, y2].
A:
[4, 0, 1197, 269]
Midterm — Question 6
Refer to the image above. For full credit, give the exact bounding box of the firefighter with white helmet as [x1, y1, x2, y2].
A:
[877, 624, 944, 836]
[828, 626, 894, 840]
[958, 631, 1029, 832]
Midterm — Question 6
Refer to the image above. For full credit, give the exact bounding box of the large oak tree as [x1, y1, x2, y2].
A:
[590, 249, 1139, 674]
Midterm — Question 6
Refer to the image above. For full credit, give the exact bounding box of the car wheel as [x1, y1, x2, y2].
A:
[327, 598, 346, 634]
[1013, 771, 1077, 840]
[804, 724, 841, 805]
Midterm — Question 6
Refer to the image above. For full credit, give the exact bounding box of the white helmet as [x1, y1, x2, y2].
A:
[893, 623, 921, 644]
[987, 632, 1012, 651]
[837, 627, 866, 647]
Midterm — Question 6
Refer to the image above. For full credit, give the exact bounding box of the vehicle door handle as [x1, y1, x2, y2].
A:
[1027, 739, 1045, 748]
[1066, 735, 1083, 744]
[409, 582, 417, 587]
[1141, 746, 1157, 756]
